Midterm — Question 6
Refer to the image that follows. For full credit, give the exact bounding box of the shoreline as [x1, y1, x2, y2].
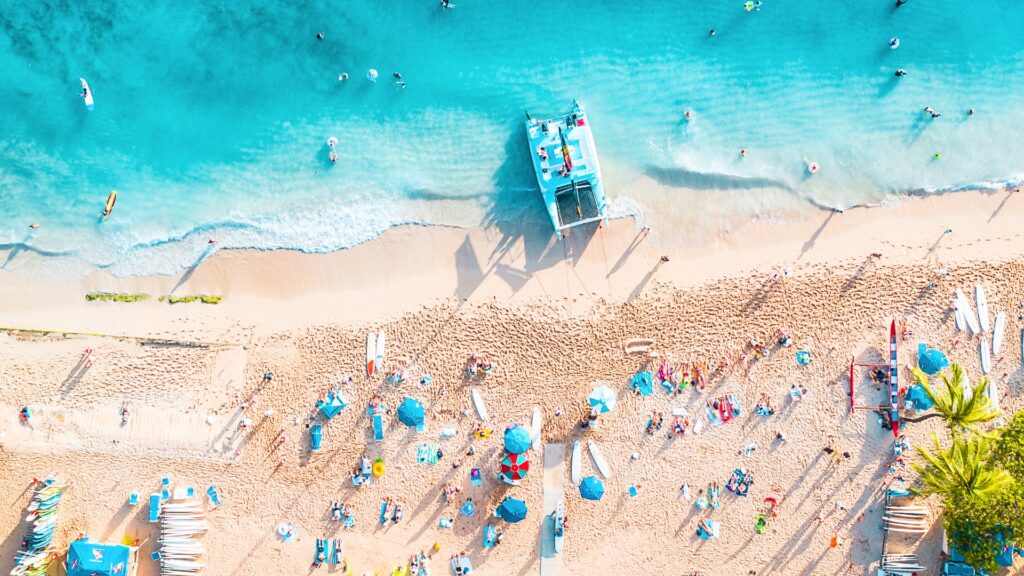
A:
[0, 188, 1020, 335]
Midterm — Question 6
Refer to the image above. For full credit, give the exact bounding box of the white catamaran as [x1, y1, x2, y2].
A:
[525, 101, 608, 238]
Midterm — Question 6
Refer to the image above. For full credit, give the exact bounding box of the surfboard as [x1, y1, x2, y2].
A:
[80, 77, 94, 110]
[980, 337, 991, 375]
[375, 330, 386, 373]
[531, 406, 541, 451]
[102, 190, 117, 218]
[975, 284, 989, 332]
[570, 440, 581, 484]
[692, 417, 704, 435]
[956, 289, 980, 334]
[953, 298, 965, 332]
[588, 440, 611, 479]
[470, 387, 488, 421]
[986, 379, 1000, 412]
[993, 311, 1006, 354]
[365, 333, 375, 376]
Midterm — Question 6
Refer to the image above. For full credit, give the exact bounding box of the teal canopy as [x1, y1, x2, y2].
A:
[67, 540, 131, 576]
[397, 397, 425, 427]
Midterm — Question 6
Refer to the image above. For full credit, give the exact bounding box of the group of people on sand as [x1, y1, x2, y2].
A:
[329, 500, 356, 528]
[465, 352, 495, 377]
[380, 497, 405, 526]
[655, 360, 708, 392]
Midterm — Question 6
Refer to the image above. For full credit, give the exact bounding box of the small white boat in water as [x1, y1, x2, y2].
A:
[80, 78, 94, 110]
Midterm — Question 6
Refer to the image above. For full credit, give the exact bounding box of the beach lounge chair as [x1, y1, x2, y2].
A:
[206, 485, 222, 508]
[372, 413, 385, 442]
[450, 555, 473, 574]
[343, 513, 356, 529]
[310, 424, 323, 452]
[128, 492, 139, 506]
[313, 539, 327, 566]
[148, 493, 161, 522]
[328, 539, 343, 564]
[942, 561, 975, 576]
[161, 476, 172, 487]
[379, 501, 390, 526]
[482, 524, 496, 548]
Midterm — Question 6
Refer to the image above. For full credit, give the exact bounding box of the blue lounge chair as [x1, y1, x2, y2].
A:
[343, 514, 356, 529]
[128, 492, 139, 506]
[313, 539, 327, 565]
[942, 562, 975, 576]
[161, 476, 171, 487]
[372, 413, 384, 442]
[379, 501, 389, 525]
[148, 493, 161, 522]
[310, 424, 323, 451]
[482, 524, 496, 548]
[206, 485, 222, 508]
[160, 488, 170, 501]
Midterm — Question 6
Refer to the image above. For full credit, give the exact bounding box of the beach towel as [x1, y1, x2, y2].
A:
[470, 468, 482, 487]
[631, 372, 654, 396]
[379, 502, 389, 526]
[710, 486, 721, 508]
[705, 403, 723, 426]
[372, 413, 385, 442]
[343, 514, 356, 529]
[310, 424, 323, 451]
[482, 524, 496, 548]
[755, 514, 767, 534]
[725, 469, 743, 493]
[727, 394, 742, 417]
[206, 485, 222, 508]
[417, 443, 440, 464]
[450, 556, 473, 574]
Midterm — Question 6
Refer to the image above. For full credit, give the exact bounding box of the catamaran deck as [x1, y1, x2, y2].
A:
[526, 102, 608, 236]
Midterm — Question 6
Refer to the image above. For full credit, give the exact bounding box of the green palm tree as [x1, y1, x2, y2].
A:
[913, 433, 1012, 500]
[905, 363, 1001, 434]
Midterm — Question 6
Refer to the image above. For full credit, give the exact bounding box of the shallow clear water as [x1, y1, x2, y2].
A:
[1, 1, 1023, 275]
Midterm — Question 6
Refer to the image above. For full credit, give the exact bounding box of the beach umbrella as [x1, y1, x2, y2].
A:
[503, 426, 531, 454]
[918, 348, 949, 375]
[397, 397, 425, 427]
[579, 476, 604, 501]
[588, 385, 617, 414]
[496, 498, 528, 523]
[499, 453, 530, 481]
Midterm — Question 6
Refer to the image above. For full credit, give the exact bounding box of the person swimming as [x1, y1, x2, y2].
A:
[889, 37, 900, 49]
[894, 69, 907, 77]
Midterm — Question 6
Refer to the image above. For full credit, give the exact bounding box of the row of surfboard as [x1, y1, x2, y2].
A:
[467, 389, 612, 480]
[952, 285, 1012, 374]
[365, 330, 386, 376]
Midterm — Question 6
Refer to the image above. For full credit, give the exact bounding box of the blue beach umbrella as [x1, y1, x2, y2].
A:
[397, 397, 425, 427]
[503, 425, 531, 454]
[496, 497, 528, 523]
[588, 385, 617, 414]
[918, 348, 949, 375]
[579, 476, 605, 501]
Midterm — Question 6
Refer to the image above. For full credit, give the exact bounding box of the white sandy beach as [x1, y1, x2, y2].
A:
[1, 189, 1023, 575]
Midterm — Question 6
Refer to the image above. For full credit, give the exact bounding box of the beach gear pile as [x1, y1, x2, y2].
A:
[157, 495, 210, 574]
[10, 476, 68, 576]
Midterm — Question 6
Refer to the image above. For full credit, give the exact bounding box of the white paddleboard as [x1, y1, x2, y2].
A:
[980, 337, 991, 375]
[570, 440, 581, 484]
[365, 333, 375, 376]
[671, 407, 688, 417]
[956, 289, 980, 335]
[531, 406, 541, 451]
[470, 387, 488, 421]
[80, 77, 94, 110]
[692, 417, 704, 435]
[993, 311, 1006, 354]
[588, 440, 611, 479]
[975, 285, 989, 332]
[953, 298, 965, 332]
[986, 379, 1000, 412]
[375, 330, 386, 372]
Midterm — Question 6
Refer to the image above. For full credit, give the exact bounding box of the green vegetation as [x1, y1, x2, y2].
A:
[910, 363, 1001, 434]
[158, 295, 222, 304]
[85, 293, 149, 303]
[909, 362, 1020, 571]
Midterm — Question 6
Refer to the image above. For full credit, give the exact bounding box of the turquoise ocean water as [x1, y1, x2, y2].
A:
[2, 1, 1023, 276]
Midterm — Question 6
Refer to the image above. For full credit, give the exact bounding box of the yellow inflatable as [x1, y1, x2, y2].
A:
[372, 458, 385, 477]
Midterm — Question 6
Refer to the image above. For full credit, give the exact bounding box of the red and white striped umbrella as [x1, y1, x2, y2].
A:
[500, 452, 530, 480]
